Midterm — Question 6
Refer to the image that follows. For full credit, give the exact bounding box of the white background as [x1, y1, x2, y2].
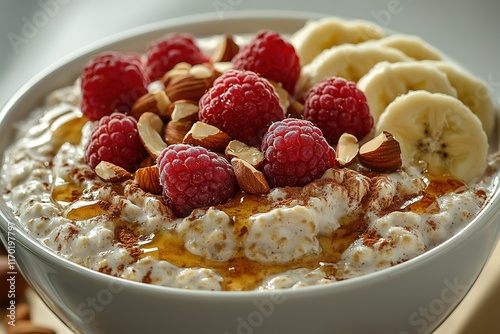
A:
[0, 1, 499, 333]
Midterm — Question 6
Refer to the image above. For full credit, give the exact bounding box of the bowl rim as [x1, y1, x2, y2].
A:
[1, 9, 500, 299]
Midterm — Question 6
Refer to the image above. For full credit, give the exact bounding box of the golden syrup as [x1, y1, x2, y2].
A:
[51, 177, 107, 220]
[140, 192, 280, 290]
[316, 216, 367, 276]
[50, 115, 87, 148]
[140, 191, 367, 291]
[28, 107, 87, 152]
[401, 174, 467, 214]
[51, 181, 86, 205]
[63, 200, 107, 220]
[221, 192, 271, 235]
[425, 175, 467, 195]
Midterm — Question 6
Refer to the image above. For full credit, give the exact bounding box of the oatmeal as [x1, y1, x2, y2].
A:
[1, 17, 499, 291]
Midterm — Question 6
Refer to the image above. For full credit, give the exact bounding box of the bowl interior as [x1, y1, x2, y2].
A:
[1, 9, 500, 298]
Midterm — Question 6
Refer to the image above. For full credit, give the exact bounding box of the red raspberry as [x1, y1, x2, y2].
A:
[199, 69, 284, 147]
[84, 113, 148, 173]
[145, 33, 209, 81]
[232, 30, 301, 94]
[81, 51, 149, 121]
[157, 144, 238, 217]
[303, 77, 373, 145]
[261, 118, 336, 188]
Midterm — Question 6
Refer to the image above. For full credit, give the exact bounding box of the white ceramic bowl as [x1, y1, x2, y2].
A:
[1, 11, 500, 334]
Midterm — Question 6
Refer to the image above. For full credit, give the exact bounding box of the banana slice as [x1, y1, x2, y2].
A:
[298, 44, 411, 97]
[376, 34, 442, 60]
[290, 17, 386, 65]
[357, 61, 458, 124]
[422, 60, 497, 138]
[376, 91, 488, 182]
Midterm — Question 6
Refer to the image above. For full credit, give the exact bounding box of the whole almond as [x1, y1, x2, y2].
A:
[2, 304, 30, 331]
[15, 303, 31, 321]
[183, 121, 231, 151]
[130, 90, 171, 121]
[231, 158, 270, 195]
[164, 64, 218, 103]
[162, 62, 192, 85]
[359, 131, 402, 172]
[211, 35, 240, 62]
[163, 120, 193, 145]
[135, 165, 162, 195]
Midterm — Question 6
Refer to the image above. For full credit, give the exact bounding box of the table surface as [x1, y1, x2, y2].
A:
[1, 1, 499, 333]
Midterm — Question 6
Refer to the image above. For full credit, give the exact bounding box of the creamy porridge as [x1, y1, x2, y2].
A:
[1, 17, 499, 291]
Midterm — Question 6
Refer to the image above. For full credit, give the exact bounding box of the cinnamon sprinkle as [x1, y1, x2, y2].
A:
[363, 229, 381, 248]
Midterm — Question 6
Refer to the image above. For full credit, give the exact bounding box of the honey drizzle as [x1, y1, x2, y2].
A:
[49, 168, 469, 291]
[64, 200, 108, 220]
[51, 177, 86, 205]
[51, 177, 108, 221]
[140, 192, 367, 291]
[28, 105, 86, 153]
[401, 174, 467, 214]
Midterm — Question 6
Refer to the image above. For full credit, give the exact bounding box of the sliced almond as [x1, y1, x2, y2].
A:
[183, 121, 231, 151]
[130, 90, 171, 121]
[359, 131, 402, 172]
[225, 140, 265, 169]
[336, 133, 359, 167]
[163, 120, 193, 145]
[135, 165, 162, 195]
[189, 64, 214, 79]
[211, 35, 240, 62]
[231, 158, 270, 195]
[137, 112, 168, 158]
[94, 161, 133, 182]
[169, 99, 199, 122]
[213, 61, 234, 74]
